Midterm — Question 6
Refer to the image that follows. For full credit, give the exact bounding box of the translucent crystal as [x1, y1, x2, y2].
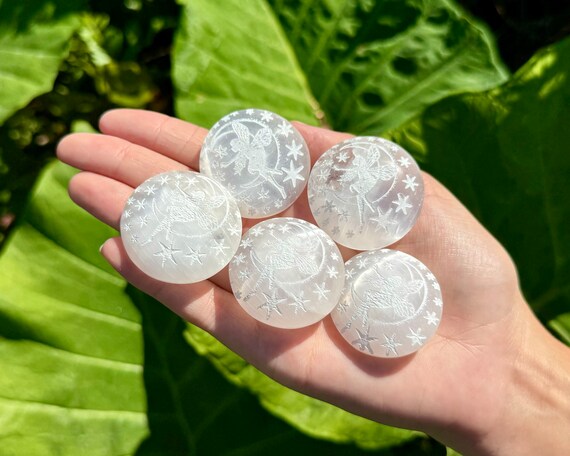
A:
[229, 218, 345, 329]
[308, 137, 424, 250]
[200, 109, 310, 218]
[120, 170, 242, 284]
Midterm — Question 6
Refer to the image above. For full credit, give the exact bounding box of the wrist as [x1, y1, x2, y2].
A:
[480, 306, 570, 455]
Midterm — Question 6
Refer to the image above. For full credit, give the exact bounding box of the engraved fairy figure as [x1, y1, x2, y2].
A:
[221, 121, 287, 198]
[336, 145, 397, 228]
[147, 182, 226, 243]
[342, 265, 423, 331]
[244, 230, 321, 301]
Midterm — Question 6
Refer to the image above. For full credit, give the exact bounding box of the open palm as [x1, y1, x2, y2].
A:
[57, 109, 538, 453]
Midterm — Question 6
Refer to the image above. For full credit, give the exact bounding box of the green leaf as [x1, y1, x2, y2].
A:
[272, 0, 509, 134]
[172, 0, 318, 127]
[0, 0, 83, 124]
[0, 163, 147, 455]
[389, 37, 570, 332]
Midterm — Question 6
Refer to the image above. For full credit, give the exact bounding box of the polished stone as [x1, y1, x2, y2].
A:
[200, 109, 310, 218]
[308, 136, 424, 250]
[229, 218, 345, 329]
[120, 170, 242, 284]
[332, 249, 442, 357]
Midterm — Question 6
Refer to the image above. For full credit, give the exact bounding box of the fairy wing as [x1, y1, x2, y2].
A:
[403, 279, 424, 295]
[232, 121, 252, 143]
[377, 163, 397, 181]
[366, 145, 381, 166]
[251, 127, 272, 148]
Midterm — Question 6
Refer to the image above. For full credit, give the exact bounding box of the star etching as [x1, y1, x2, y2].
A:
[257, 189, 269, 200]
[228, 225, 242, 237]
[282, 161, 305, 188]
[211, 238, 229, 257]
[337, 151, 350, 163]
[424, 311, 439, 326]
[392, 193, 413, 215]
[357, 257, 368, 269]
[370, 207, 398, 233]
[232, 253, 246, 265]
[144, 184, 157, 196]
[345, 268, 355, 279]
[286, 140, 304, 161]
[238, 269, 250, 280]
[402, 174, 419, 191]
[276, 121, 294, 137]
[138, 215, 149, 227]
[240, 237, 253, 248]
[123, 209, 132, 219]
[407, 327, 426, 346]
[153, 242, 181, 268]
[313, 282, 331, 301]
[326, 265, 339, 278]
[351, 328, 378, 354]
[126, 197, 135, 206]
[289, 291, 309, 314]
[398, 156, 411, 168]
[134, 199, 146, 211]
[381, 333, 402, 356]
[260, 111, 273, 122]
[433, 297, 443, 307]
[258, 289, 286, 320]
[159, 175, 170, 185]
[250, 226, 265, 237]
[185, 245, 205, 265]
[278, 224, 290, 233]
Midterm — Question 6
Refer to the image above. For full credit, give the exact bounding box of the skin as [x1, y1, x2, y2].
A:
[57, 109, 570, 455]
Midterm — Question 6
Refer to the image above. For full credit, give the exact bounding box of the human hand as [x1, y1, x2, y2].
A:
[57, 109, 570, 455]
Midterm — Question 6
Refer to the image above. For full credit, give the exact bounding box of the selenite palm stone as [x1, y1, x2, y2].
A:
[332, 249, 443, 358]
[308, 137, 424, 250]
[229, 217, 345, 329]
[120, 170, 242, 284]
[200, 109, 310, 218]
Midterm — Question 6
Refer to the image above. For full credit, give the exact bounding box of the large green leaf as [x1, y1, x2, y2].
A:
[172, 0, 318, 127]
[0, 0, 82, 124]
[272, 0, 508, 134]
[173, 0, 507, 132]
[388, 37, 570, 340]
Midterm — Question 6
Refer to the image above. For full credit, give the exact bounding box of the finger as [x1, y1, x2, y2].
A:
[68, 172, 132, 229]
[99, 109, 207, 170]
[57, 133, 189, 188]
[292, 122, 353, 164]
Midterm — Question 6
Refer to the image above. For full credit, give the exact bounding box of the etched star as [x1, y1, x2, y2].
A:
[323, 200, 335, 213]
[432, 282, 441, 290]
[126, 197, 135, 206]
[282, 161, 305, 188]
[313, 282, 330, 301]
[407, 327, 426, 346]
[238, 269, 250, 280]
[185, 176, 198, 186]
[315, 168, 328, 182]
[392, 193, 413, 215]
[123, 222, 132, 232]
[232, 253, 246, 265]
[144, 184, 157, 196]
[424, 311, 439, 326]
[123, 209, 132, 219]
[346, 230, 355, 238]
[185, 245, 205, 265]
[138, 215, 149, 227]
[370, 207, 397, 232]
[337, 151, 350, 163]
[338, 209, 350, 222]
[351, 328, 378, 354]
[257, 189, 269, 200]
[345, 268, 355, 279]
[426, 272, 436, 281]
[258, 289, 285, 320]
[211, 238, 229, 256]
[240, 237, 253, 248]
[134, 199, 146, 211]
[398, 157, 411, 168]
[246, 108, 254, 115]
[357, 258, 368, 269]
[274, 200, 283, 208]
[332, 226, 340, 235]
[250, 226, 265, 237]
[286, 140, 304, 161]
[228, 225, 241, 236]
[214, 146, 228, 158]
[278, 224, 290, 233]
[153, 242, 181, 268]
[326, 265, 339, 278]
[260, 111, 273, 122]
[159, 175, 170, 185]
[402, 174, 419, 191]
[381, 334, 402, 356]
[433, 297, 443, 307]
[289, 291, 309, 315]
[330, 251, 340, 262]
[276, 121, 294, 137]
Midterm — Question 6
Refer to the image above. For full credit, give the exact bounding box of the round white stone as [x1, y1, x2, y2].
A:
[332, 249, 443, 358]
[229, 217, 345, 329]
[308, 136, 424, 250]
[120, 170, 242, 284]
[200, 109, 310, 218]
